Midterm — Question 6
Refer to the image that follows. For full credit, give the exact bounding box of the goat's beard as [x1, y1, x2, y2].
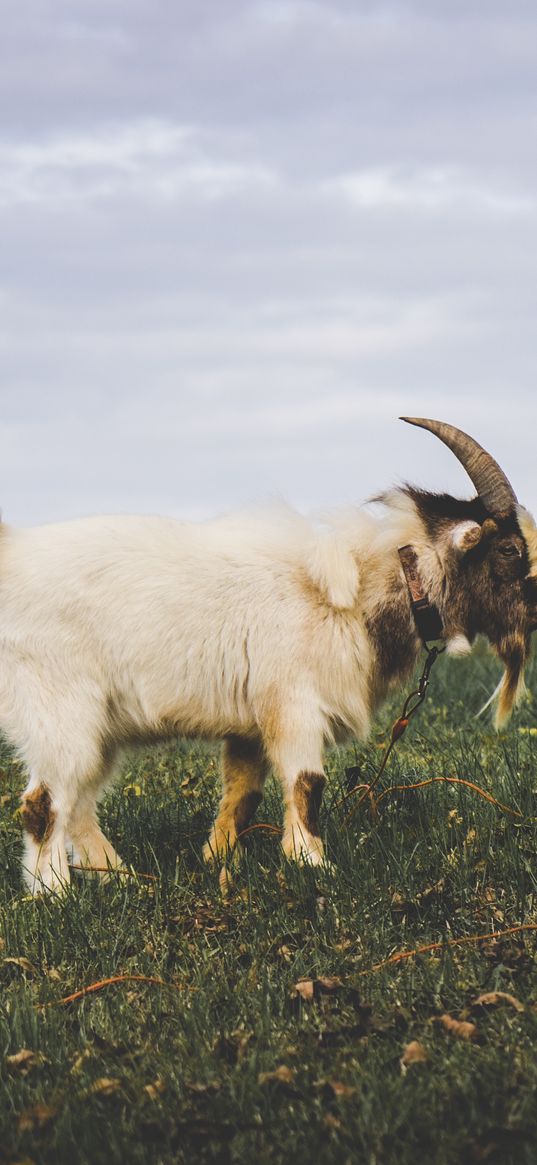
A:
[493, 638, 528, 728]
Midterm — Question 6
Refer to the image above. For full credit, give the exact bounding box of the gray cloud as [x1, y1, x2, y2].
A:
[1, 0, 536, 528]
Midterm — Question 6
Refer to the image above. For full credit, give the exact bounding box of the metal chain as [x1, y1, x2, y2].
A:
[343, 643, 445, 824]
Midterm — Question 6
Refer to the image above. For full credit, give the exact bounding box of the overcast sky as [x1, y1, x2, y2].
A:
[2, 0, 537, 526]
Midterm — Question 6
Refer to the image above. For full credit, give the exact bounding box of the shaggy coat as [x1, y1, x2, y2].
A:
[2, 482, 537, 893]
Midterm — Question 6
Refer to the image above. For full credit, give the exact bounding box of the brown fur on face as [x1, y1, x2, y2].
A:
[448, 525, 528, 634]
[21, 785, 55, 844]
[294, 772, 326, 838]
[405, 488, 533, 724]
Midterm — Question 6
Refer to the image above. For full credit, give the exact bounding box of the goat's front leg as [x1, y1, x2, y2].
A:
[265, 722, 327, 866]
[283, 769, 326, 865]
[21, 779, 71, 895]
[19, 718, 121, 895]
[203, 736, 268, 863]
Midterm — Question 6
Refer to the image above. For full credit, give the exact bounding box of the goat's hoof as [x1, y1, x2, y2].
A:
[282, 841, 326, 868]
[218, 864, 235, 897]
[202, 839, 217, 864]
[23, 875, 71, 899]
[203, 834, 236, 864]
[283, 849, 335, 876]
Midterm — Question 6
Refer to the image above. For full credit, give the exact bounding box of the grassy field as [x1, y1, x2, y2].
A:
[2, 645, 537, 1164]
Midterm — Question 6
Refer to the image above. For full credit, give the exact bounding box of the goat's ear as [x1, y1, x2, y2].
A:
[450, 518, 498, 555]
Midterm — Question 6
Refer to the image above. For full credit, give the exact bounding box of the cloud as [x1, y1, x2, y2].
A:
[0, 120, 279, 208]
[324, 166, 535, 216]
[1, 0, 537, 528]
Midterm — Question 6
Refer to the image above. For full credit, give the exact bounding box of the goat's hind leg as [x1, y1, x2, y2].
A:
[203, 736, 268, 863]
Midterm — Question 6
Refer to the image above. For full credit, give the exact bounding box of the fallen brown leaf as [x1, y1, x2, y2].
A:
[316, 976, 343, 992]
[258, 1065, 295, 1087]
[18, 1103, 58, 1133]
[6, 1049, 47, 1076]
[437, 1014, 477, 1041]
[323, 1113, 343, 1131]
[185, 1080, 221, 1096]
[295, 978, 315, 1002]
[400, 1040, 428, 1073]
[144, 1078, 166, 1101]
[473, 991, 524, 1013]
[419, 878, 446, 902]
[316, 1077, 355, 1098]
[70, 1048, 93, 1075]
[78, 1076, 122, 1100]
[278, 944, 294, 961]
[294, 976, 343, 1002]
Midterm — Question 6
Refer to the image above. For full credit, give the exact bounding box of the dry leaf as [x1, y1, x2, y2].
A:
[437, 1014, 477, 1041]
[18, 1103, 58, 1133]
[419, 878, 446, 902]
[295, 978, 315, 1002]
[4, 956, 38, 977]
[473, 991, 524, 1013]
[258, 1065, 295, 1087]
[185, 1080, 221, 1096]
[316, 976, 343, 992]
[294, 975, 342, 1002]
[144, 1078, 166, 1101]
[400, 1040, 428, 1073]
[78, 1076, 121, 1100]
[317, 1078, 355, 1098]
[278, 944, 294, 961]
[70, 1049, 93, 1075]
[6, 1049, 47, 1075]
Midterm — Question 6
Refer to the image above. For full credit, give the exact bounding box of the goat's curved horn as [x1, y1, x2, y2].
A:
[400, 417, 518, 518]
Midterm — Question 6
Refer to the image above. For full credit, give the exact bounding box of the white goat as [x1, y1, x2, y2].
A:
[1, 418, 536, 893]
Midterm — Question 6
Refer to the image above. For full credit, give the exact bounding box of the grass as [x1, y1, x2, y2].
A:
[2, 644, 537, 1164]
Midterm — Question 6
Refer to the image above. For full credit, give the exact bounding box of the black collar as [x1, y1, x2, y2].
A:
[398, 544, 444, 647]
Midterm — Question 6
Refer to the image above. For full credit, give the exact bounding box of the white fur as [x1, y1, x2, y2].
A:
[0, 495, 493, 892]
[446, 633, 472, 656]
[517, 506, 537, 577]
[450, 521, 482, 553]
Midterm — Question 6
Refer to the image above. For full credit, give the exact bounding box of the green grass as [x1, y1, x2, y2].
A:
[2, 645, 537, 1164]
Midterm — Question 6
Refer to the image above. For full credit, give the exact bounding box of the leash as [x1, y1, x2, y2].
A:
[342, 642, 444, 823]
[341, 544, 445, 823]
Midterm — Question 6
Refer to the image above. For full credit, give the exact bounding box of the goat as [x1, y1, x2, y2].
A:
[1, 418, 536, 893]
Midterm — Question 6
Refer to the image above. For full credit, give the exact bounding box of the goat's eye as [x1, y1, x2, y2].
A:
[499, 543, 520, 558]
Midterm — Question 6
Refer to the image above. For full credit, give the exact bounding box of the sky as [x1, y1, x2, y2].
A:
[2, 0, 537, 526]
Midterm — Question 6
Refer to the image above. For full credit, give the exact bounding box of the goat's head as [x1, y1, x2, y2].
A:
[402, 417, 537, 725]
